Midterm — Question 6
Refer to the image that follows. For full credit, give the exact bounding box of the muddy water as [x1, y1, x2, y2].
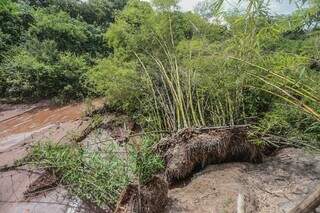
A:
[0, 100, 105, 213]
[0, 103, 84, 138]
[0, 100, 104, 154]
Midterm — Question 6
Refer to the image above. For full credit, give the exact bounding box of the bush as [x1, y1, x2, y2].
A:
[87, 58, 141, 112]
[56, 52, 89, 100]
[3, 47, 55, 99]
[1, 40, 89, 101]
[30, 9, 88, 53]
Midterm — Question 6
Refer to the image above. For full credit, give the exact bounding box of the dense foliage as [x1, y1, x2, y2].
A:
[0, 0, 127, 102]
[1, 0, 320, 143]
[87, 0, 320, 146]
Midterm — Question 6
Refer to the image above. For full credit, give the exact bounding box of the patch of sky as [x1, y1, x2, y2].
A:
[178, 0, 299, 15]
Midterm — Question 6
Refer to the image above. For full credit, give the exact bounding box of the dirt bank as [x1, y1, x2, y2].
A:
[166, 148, 320, 213]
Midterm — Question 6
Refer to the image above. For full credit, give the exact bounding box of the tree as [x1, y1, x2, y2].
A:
[0, 0, 129, 101]
[194, 0, 214, 20]
[0, 2, 33, 61]
[22, 0, 128, 27]
[151, 0, 179, 11]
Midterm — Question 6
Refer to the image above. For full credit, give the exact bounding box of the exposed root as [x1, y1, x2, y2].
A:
[155, 126, 263, 185]
[115, 176, 168, 213]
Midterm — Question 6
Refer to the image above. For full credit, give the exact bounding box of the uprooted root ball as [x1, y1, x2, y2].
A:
[115, 175, 168, 213]
[154, 127, 263, 185]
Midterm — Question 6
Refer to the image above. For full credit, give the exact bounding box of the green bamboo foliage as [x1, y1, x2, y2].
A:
[254, 71, 320, 121]
[136, 42, 246, 131]
[232, 56, 320, 121]
[137, 49, 205, 131]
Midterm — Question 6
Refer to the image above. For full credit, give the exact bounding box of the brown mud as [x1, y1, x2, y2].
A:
[0, 100, 103, 139]
[0, 100, 104, 213]
[166, 148, 320, 213]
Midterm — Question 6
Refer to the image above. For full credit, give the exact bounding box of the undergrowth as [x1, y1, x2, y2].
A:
[26, 142, 130, 208]
[129, 137, 164, 184]
[25, 137, 164, 209]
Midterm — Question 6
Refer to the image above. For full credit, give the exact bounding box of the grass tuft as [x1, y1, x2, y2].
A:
[26, 142, 130, 208]
[25, 137, 164, 209]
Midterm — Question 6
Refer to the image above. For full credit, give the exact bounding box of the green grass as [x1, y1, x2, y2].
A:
[26, 142, 130, 208]
[25, 137, 164, 209]
[129, 136, 164, 184]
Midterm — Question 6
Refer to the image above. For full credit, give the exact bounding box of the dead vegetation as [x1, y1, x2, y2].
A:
[154, 126, 263, 185]
[100, 115, 136, 144]
[115, 176, 168, 213]
[24, 171, 58, 199]
[73, 114, 105, 143]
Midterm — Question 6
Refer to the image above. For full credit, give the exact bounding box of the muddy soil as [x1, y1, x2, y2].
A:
[1, 101, 320, 213]
[166, 148, 320, 213]
[0, 100, 104, 213]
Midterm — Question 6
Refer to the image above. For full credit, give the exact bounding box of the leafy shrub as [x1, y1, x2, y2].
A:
[87, 58, 141, 112]
[1, 39, 89, 101]
[3, 47, 55, 99]
[30, 9, 88, 53]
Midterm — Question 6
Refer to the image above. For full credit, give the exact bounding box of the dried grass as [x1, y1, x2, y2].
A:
[24, 171, 58, 199]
